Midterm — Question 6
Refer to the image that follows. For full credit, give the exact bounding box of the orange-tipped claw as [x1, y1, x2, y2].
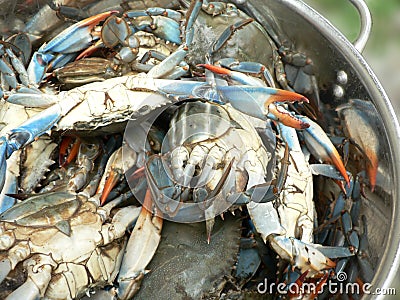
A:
[301, 117, 350, 186]
[288, 270, 310, 298]
[76, 40, 103, 60]
[197, 64, 231, 75]
[129, 166, 145, 182]
[269, 104, 310, 129]
[42, 11, 117, 54]
[309, 272, 329, 299]
[334, 179, 347, 195]
[100, 169, 121, 205]
[295, 269, 310, 286]
[264, 89, 309, 108]
[325, 257, 336, 269]
[78, 10, 118, 28]
[59, 136, 72, 166]
[365, 148, 378, 192]
[59, 136, 80, 167]
[327, 148, 350, 187]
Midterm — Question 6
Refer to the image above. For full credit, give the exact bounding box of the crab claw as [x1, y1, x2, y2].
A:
[59, 136, 81, 167]
[215, 85, 309, 129]
[287, 270, 309, 298]
[0, 106, 62, 193]
[117, 189, 162, 299]
[198, 64, 308, 128]
[100, 169, 121, 206]
[0, 94, 83, 193]
[268, 104, 310, 129]
[336, 99, 379, 191]
[75, 40, 104, 60]
[309, 272, 330, 298]
[27, 11, 116, 83]
[298, 116, 350, 186]
[98, 145, 137, 205]
[269, 236, 336, 273]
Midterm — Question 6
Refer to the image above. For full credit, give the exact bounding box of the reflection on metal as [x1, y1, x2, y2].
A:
[349, 0, 372, 53]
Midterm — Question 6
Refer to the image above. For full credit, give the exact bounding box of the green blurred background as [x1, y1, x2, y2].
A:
[304, 0, 400, 115]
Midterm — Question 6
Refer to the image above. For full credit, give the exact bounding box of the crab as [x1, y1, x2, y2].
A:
[0, 187, 143, 299]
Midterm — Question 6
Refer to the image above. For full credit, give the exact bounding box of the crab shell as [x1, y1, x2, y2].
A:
[0, 191, 140, 299]
[187, 8, 274, 73]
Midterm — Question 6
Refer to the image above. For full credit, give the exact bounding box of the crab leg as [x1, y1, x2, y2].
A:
[184, 0, 204, 45]
[248, 123, 352, 273]
[125, 8, 182, 22]
[140, 50, 189, 79]
[5, 255, 53, 300]
[147, 44, 189, 78]
[125, 9, 184, 44]
[217, 58, 276, 87]
[116, 189, 163, 299]
[150, 16, 183, 44]
[137, 0, 202, 78]
[0, 58, 17, 89]
[208, 18, 253, 58]
[198, 63, 266, 87]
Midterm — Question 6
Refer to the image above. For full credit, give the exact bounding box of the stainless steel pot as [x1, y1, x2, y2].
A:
[232, 0, 400, 297]
[4, 0, 398, 298]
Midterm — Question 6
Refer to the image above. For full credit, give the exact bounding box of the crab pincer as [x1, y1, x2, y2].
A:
[198, 63, 267, 87]
[0, 89, 82, 193]
[97, 145, 137, 206]
[198, 64, 310, 130]
[215, 84, 310, 129]
[298, 116, 350, 186]
[58, 136, 81, 167]
[27, 11, 117, 84]
[336, 99, 379, 191]
[117, 188, 163, 299]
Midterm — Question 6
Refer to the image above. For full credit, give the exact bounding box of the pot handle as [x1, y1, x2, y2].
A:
[348, 0, 372, 53]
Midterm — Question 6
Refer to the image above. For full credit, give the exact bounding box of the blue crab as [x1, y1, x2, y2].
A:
[0, 0, 357, 298]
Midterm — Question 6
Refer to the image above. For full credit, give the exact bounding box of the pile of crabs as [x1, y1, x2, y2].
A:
[0, 0, 380, 299]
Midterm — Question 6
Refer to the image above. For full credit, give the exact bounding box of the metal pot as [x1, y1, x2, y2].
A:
[232, 0, 400, 297]
[3, 0, 398, 298]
